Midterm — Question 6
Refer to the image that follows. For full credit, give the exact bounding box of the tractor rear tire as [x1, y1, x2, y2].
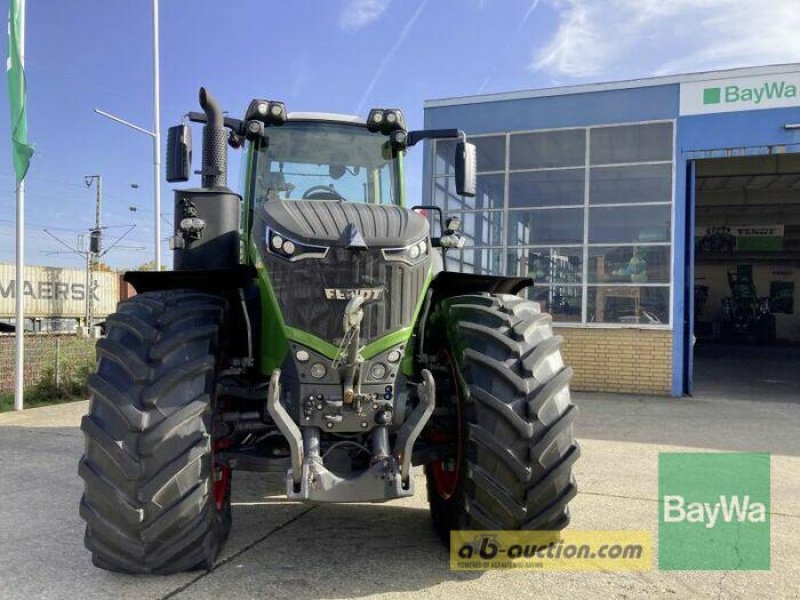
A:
[79, 290, 232, 574]
[426, 293, 579, 541]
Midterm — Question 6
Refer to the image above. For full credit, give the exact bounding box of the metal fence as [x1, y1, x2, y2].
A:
[0, 333, 97, 395]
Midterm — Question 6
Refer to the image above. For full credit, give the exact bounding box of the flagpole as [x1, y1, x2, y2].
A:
[13, 0, 26, 411]
[152, 0, 161, 270]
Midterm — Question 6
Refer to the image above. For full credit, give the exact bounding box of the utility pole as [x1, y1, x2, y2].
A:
[92, 0, 162, 270]
[84, 175, 102, 332]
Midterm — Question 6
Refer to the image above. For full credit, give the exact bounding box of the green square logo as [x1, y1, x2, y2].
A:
[703, 87, 722, 104]
[659, 453, 770, 570]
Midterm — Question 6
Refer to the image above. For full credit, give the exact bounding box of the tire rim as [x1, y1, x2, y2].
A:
[212, 439, 231, 512]
[431, 350, 463, 500]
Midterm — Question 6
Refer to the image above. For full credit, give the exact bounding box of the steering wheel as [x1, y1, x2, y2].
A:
[302, 185, 345, 200]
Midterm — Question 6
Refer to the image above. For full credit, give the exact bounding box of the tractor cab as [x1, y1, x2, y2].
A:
[250, 114, 403, 207]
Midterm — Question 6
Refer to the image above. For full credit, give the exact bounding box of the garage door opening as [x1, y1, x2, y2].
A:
[692, 154, 800, 401]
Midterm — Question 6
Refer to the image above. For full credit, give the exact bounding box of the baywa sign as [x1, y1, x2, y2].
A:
[658, 453, 770, 570]
[680, 73, 800, 115]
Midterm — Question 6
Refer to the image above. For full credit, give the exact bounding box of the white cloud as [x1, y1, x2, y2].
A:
[532, 0, 800, 79]
[340, 0, 391, 32]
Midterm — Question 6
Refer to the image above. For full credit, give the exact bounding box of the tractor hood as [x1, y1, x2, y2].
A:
[254, 199, 431, 346]
[261, 199, 428, 247]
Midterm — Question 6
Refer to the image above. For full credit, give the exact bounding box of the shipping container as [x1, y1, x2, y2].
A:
[0, 263, 120, 318]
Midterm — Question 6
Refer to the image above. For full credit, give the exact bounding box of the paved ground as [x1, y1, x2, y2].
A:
[0, 392, 798, 600]
[693, 342, 800, 403]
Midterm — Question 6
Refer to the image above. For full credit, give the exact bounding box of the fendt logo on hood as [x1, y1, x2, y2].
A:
[324, 288, 384, 301]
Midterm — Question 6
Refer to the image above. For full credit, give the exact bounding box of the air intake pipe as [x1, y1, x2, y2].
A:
[199, 87, 227, 189]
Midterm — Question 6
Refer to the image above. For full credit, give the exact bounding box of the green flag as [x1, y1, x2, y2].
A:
[7, 0, 33, 183]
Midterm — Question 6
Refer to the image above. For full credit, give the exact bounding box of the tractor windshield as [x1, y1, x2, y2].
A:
[251, 121, 402, 207]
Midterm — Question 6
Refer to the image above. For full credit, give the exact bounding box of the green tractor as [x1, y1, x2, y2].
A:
[78, 88, 579, 573]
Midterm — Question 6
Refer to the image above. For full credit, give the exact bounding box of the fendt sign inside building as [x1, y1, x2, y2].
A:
[680, 73, 800, 115]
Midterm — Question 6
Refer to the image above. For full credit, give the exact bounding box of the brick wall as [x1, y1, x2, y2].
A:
[554, 327, 673, 395]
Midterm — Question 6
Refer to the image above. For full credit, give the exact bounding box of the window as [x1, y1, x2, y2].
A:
[432, 176, 461, 212]
[454, 210, 504, 247]
[473, 174, 505, 210]
[588, 246, 670, 284]
[510, 130, 585, 169]
[431, 120, 674, 327]
[508, 208, 584, 245]
[509, 169, 584, 208]
[590, 122, 673, 165]
[589, 205, 671, 244]
[445, 247, 503, 275]
[524, 286, 583, 323]
[473, 136, 506, 172]
[588, 286, 670, 324]
[507, 247, 582, 283]
[590, 164, 672, 205]
[254, 122, 401, 205]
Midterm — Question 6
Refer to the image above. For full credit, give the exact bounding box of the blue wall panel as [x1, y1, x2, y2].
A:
[679, 107, 800, 152]
[424, 85, 679, 134]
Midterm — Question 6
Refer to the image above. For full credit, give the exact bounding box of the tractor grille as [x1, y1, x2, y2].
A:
[264, 247, 427, 344]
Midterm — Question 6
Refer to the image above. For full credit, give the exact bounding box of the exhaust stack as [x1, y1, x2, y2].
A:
[199, 87, 227, 189]
[172, 87, 240, 271]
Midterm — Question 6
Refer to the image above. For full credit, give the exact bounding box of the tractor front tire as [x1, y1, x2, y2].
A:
[79, 290, 232, 574]
[426, 293, 579, 540]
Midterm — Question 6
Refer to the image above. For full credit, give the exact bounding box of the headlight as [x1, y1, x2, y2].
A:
[366, 108, 406, 133]
[382, 237, 430, 265]
[266, 228, 329, 262]
[369, 363, 387, 380]
[245, 98, 287, 125]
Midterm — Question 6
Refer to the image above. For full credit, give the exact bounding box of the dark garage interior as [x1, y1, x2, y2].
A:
[693, 154, 800, 401]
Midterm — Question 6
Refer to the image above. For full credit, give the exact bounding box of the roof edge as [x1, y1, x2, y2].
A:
[425, 63, 800, 109]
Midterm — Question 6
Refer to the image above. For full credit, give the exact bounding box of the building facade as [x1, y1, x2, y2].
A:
[423, 64, 800, 396]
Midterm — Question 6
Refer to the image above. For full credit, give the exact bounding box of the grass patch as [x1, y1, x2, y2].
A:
[0, 366, 90, 412]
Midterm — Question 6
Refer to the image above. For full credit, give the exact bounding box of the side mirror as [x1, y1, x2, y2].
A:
[455, 141, 477, 197]
[166, 124, 192, 183]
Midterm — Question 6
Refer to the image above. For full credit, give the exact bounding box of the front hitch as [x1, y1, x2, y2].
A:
[265, 368, 436, 502]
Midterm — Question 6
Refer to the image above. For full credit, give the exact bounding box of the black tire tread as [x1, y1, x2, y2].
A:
[79, 290, 230, 574]
[427, 292, 580, 539]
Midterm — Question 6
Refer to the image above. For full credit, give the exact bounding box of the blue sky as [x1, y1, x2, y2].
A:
[2, 0, 799, 269]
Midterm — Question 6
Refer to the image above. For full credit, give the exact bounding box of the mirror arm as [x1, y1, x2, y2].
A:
[187, 112, 245, 135]
[407, 128, 466, 147]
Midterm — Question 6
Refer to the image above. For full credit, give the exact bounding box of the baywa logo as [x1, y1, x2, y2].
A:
[703, 81, 798, 106]
[659, 453, 770, 570]
[663, 494, 766, 529]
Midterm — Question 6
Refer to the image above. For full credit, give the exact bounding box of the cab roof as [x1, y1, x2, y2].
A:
[286, 112, 364, 125]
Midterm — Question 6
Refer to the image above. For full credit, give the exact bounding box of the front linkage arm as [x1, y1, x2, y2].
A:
[266, 368, 436, 502]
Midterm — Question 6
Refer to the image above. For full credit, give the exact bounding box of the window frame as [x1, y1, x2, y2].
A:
[429, 119, 676, 329]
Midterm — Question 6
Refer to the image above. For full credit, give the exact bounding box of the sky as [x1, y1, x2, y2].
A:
[1, 0, 799, 270]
